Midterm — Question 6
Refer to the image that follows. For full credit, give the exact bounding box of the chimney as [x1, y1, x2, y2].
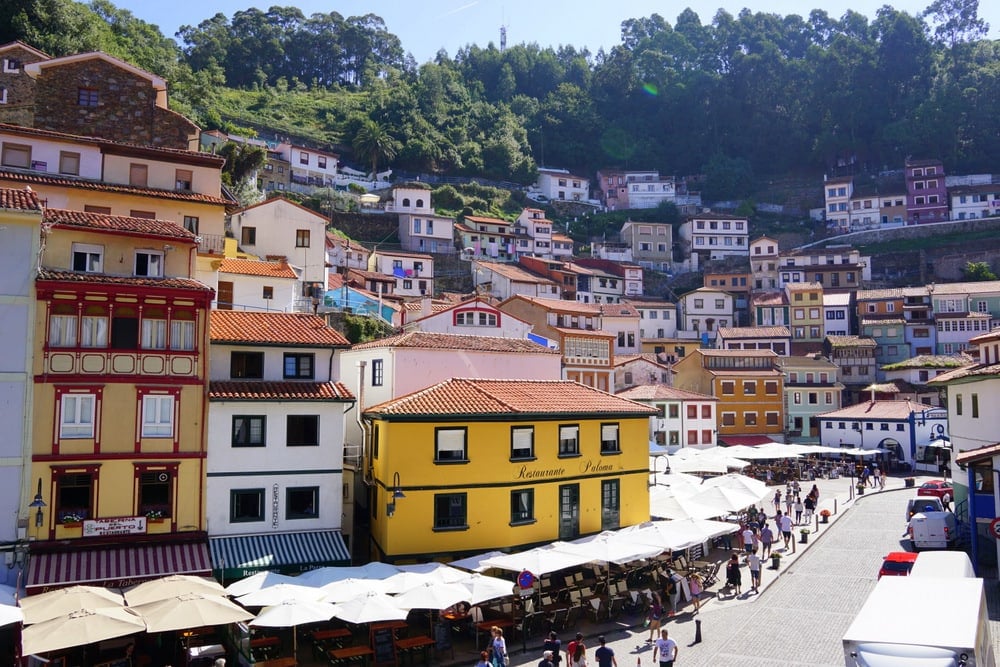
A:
[420, 296, 432, 319]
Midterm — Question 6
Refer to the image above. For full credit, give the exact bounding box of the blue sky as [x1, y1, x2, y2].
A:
[113, 0, 999, 65]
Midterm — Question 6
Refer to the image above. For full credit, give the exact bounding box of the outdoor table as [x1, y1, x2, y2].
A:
[395, 635, 435, 664]
[329, 644, 374, 665]
[475, 617, 513, 647]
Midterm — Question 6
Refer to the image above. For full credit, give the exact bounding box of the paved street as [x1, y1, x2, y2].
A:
[503, 474, 998, 667]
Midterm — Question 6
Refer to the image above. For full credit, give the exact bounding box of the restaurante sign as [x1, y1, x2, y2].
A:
[515, 459, 617, 480]
[83, 516, 147, 537]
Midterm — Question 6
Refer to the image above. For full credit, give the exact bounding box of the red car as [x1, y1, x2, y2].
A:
[879, 551, 918, 578]
[917, 479, 953, 504]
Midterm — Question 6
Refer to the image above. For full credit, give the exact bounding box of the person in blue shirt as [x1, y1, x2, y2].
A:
[594, 636, 617, 667]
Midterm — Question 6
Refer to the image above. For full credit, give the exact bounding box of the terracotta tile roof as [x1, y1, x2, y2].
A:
[210, 311, 350, 347]
[927, 362, 1000, 384]
[0, 187, 41, 211]
[613, 353, 672, 369]
[0, 169, 230, 206]
[931, 280, 1000, 295]
[401, 301, 451, 313]
[218, 258, 298, 279]
[37, 269, 210, 291]
[935, 311, 991, 319]
[861, 318, 905, 327]
[463, 215, 511, 226]
[826, 335, 877, 348]
[955, 442, 1000, 466]
[856, 288, 906, 300]
[708, 369, 783, 377]
[752, 291, 788, 306]
[717, 326, 790, 339]
[43, 208, 195, 241]
[785, 281, 823, 291]
[553, 326, 614, 338]
[375, 249, 433, 260]
[697, 349, 779, 358]
[365, 378, 657, 418]
[817, 399, 928, 420]
[617, 384, 716, 401]
[350, 331, 557, 354]
[328, 273, 345, 291]
[347, 268, 395, 283]
[881, 354, 972, 370]
[209, 381, 354, 401]
[505, 294, 638, 317]
[474, 262, 555, 284]
[233, 196, 328, 221]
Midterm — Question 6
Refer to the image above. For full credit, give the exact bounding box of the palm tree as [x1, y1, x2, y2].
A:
[352, 119, 400, 177]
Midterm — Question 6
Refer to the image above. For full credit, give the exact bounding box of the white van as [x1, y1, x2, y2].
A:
[908, 510, 957, 550]
[910, 551, 976, 578]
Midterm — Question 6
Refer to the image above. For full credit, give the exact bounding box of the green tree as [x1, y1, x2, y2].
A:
[352, 120, 400, 176]
[962, 261, 998, 281]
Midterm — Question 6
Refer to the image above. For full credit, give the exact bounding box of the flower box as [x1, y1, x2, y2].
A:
[904, 477, 916, 488]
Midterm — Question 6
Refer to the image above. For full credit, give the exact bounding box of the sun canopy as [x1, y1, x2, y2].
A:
[480, 543, 596, 575]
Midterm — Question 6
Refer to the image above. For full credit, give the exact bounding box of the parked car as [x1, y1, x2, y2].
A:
[878, 551, 918, 578]
[917, 479, 953, 504]
[907, 496, 945, 521]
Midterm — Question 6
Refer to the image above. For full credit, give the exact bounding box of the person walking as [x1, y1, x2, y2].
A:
[539, 650, 556, 667]
[476, 651, 492, 667]
[760, 523, 774, 558]
[665, 569, 682, 617]
[646, 593, 663, 643]
[784, 491, 793, 518]
[594, 636, 617, 667]
[687, 573, 702, 613]
[779, 512, 793, 548]
[747, 548, 762, 593]
[803, 494, 815, 523]
[566, 633, 585, 666]
[543, 631, 562, 666]
[653, 629, 679, 667]
[491, 627, 508, 667]
[773, 489, 782, 513]
[793, 495, 804, 524]
[569, 642, 587, 667]
[741, 525, 756, 560]
[725, 553, 742, 596]
[872, 463, 882, 489]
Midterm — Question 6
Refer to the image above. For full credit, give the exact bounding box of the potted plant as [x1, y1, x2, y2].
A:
[799, 528, 811, 544]
[856, 483, 865, 495]
[819, 509, 831, 523]
[904, 477, 916, 488]
[60, 513, 83, 526]
[770, 552, 782, 569]
[145, 510, 164, 522]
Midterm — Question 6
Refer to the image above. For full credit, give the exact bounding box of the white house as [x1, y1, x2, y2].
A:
[823, 292, 851, 337]
[627, 296, 678, 341]
[401, 297, 535, 339]
[206, 311, 354, 577]
[391, 184, 456, 255]
[326, 233, 371, 273]
[277, 141, 339, 192]
[617, 385, 718, 448]
[680, 213, 749, 260]
[214, 258, 300, 312]
[612, 353, 674, 393]
[536, 167, 590, 202]
[823, 176, 853, 232]
[676, 287, 735, 339]
[513, 208, 554, 258]
[817, 400, 948, 472]
[471, 260, 561, 301]
[229, 197, 329, 287]
[949, 184, 1000, 220]
[749, 236, 780, 290]
[370, 249, 434, 298]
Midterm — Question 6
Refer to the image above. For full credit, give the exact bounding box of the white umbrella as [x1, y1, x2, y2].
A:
[556, 531, 664, 566]
[329, 591, 408, 625]
[480, 543, 595, 575]
[297, 562, 401, 587]
[392, 581, 471, 610]
[224, 571, 299, 597]
[625, 519, 739, 552]
[20, 585, 125, 625]
[685, 485, 761, 514]
[448, 551, 508, 573]
[382, 565, 469, 594]
[133, 593, 253, 633]
[0, 603, 23, 628]
[319, 577, 389, 604]
[124, 574, 225, 607]
[395, 563, 470, 583]
[237, 583, 325, 608]
[22, 606, 145, 655]
[701, 473, 770, 503]
[251, 599, 338, 657]
[455, 573, 516, 606]
[649, 485, 725, 520]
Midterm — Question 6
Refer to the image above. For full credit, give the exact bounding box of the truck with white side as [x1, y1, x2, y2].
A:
[843, 576, 994, 666]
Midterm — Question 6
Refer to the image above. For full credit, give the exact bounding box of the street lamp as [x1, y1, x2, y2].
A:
[29, 478, 46, 530]
[386, 472, 405, 518]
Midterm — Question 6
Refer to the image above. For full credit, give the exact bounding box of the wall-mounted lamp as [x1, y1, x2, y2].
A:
[386, 472, 405, 518]
[29, 478, 46, 528]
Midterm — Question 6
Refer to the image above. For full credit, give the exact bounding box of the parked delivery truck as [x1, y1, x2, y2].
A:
[843, 575, 994, 666]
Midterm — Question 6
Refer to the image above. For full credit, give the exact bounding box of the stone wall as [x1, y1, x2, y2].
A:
[0, 45, 47, 108]
[31, 59, 196, 149]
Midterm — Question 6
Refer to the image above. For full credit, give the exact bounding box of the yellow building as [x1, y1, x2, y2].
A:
[26, 207, 215, 593]
[786, 282, 825, 351]
[672, 349, 784, 440]
[363, 378, 656, 562]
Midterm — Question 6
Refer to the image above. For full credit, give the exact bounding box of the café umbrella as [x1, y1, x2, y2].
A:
[224, 571, 299, 598]
[0, 603, 22, 628]
[133, 593, 253, 633]
[392, 581, 471, 611]
[251, 599, 338, 657]
[124, 575, 226, 607]
[319, 577, 389, 604]
[20, 585, 125, 625]
[22, 606, 145, 655]
[329, 591, 408, 625]
[455, 573, 517, 606]
[236, 583, 325, 608]
[297, 562, 401, 587]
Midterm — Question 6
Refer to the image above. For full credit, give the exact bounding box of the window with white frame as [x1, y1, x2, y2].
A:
[49, 314, 78, 347]
[600, 423, 620, 453]
[435, 428, 467, 462]
[142, 395, 174, 437]
[511, 426, 534, 460]
[170, 315, 195, 351]
[72, 243, 103, 273]
[141, 318, 167, 349]
[134, 251, 163, 277]
[60, 393, 95, 438]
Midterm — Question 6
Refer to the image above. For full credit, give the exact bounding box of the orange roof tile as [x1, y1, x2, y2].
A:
[210, 311, 350, 347]
[0, 169, 230, 206]
[351, 331, 557, 354]
[43, 208, 195, 241]
[0, 187, 41, 211]
[218, 258, 297, 279]
[365, 378, 657, 418]
[37, 269, 210, 291]
[618, 385, 716, 401]
[817, 399, 927, 420]
[209, 381, 354, 401]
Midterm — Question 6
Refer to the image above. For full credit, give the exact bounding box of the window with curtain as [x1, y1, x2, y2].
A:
[510, 489, 534, 524]
[80, 309, 108, 347]
[142, 395, 174, 437]
[60, 394, 95, 438]
[141, 318, 167, 349]
[49, 314, 78, 347]
[170, 317, 195, 351]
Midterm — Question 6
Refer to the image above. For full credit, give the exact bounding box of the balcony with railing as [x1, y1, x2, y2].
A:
[197, 233, 226, 255]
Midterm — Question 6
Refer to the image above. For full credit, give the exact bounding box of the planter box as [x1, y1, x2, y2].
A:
[905, 478, 916, 488]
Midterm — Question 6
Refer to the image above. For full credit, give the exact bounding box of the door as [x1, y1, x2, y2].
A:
[217, 281, 234, 310]
[558, 484, 580, 541]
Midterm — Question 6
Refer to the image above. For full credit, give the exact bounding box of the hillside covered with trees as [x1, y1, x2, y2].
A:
[3, 0, 998, 198]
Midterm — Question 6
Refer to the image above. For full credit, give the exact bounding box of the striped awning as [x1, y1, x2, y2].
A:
[210, 530, 350, 580]
[27, 541, 212, 593]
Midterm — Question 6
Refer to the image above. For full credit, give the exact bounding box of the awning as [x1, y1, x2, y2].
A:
[27, 541, 212, 594]
[210, 530, 350, 581]
[719, 435, 777, 446]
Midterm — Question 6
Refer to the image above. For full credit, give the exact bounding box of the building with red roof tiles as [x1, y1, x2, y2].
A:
[206, 310, 354, 574]
[400, 296, 534, 339]
[362, 378, 655, 561]
[26, 197, 217, 593]
[214, 258, 301, 312]
[455, 215, 516, 262]
[0, 188, 42, 587]
[618, 384, 718, 447]
[612, 353, 674, 394]
[369, 247, 434, 298]
[471, 259, 562, 301]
